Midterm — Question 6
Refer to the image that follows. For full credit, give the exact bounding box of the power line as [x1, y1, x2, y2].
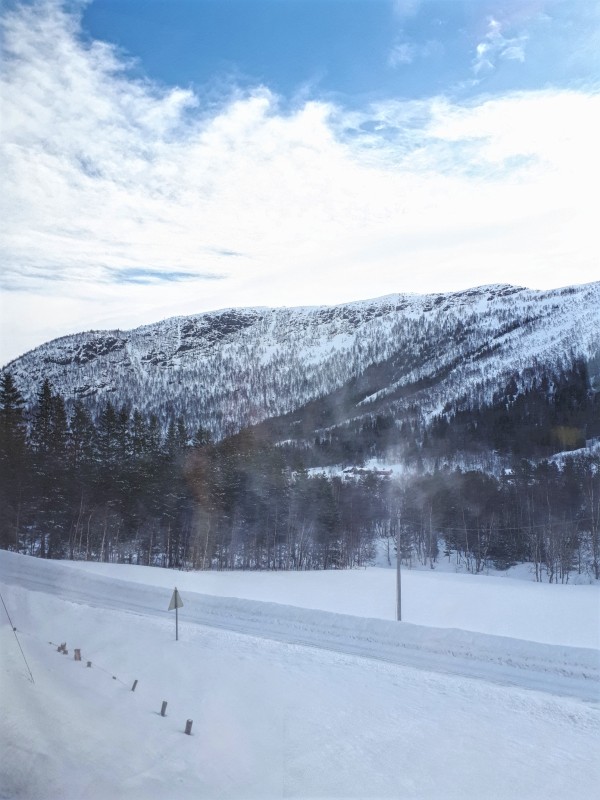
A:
[393, 515, 597, 534]
[0, 591, 35, 684]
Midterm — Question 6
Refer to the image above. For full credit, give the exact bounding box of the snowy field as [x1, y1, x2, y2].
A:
[58, 556, 599, 648]
[1, 552, 599, 800]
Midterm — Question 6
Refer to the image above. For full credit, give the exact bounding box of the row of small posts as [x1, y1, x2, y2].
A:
[56, 642, 193, 735]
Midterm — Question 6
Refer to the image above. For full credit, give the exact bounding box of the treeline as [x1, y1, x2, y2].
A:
[1, 371, 599, 581]
[428, 360, 599, 458]
[394, 462, 600, 582]
[288, 359, 599, 469]
[0, 374, 379, 569]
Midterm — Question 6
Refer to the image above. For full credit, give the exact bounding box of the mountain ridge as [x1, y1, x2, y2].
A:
[5, 281, 600, 441]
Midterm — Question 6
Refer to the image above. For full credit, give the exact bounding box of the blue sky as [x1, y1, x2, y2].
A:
[1, 0, 599, 362]
[81, 0, 455, 101]
[80, 0, 597, 101]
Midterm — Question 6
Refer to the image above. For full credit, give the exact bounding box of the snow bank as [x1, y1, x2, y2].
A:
[1, 553, 599, 800]
[52, 555, 600, 649]
[1, 552, 598, 702]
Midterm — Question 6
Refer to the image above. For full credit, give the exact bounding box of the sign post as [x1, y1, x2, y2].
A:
[168, 587, 184, 640]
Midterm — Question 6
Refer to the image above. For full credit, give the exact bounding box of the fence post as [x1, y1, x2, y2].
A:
[160, 701, 168, 717]
[74, 649, 81, 661]
[86, 661, 92, 668]
[131, 680, 138, 692]
[185, 719, 193, 735]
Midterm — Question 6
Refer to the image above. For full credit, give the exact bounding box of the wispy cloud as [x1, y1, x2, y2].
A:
[0, 1, 598, 363]
[388, 41, 416, 67]
[388, 37, 442, 68]
[392, 0, 421, 20]
[107, 268, 226, 285]
[473, 17, 528, 74]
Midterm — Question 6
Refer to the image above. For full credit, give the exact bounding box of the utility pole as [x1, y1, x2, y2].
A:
[396, 523, 402, 622]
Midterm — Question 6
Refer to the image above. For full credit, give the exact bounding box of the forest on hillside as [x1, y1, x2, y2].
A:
[1, 365, 599, 582]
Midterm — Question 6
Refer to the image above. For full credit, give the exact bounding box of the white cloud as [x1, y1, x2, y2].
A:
[0, 1, 598, 362]
[388, 37, 442, 68]
[473, 17, 528, 74]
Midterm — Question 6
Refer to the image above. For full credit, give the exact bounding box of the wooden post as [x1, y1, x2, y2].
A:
[74, 649, 81, 661]
[185, 719, 193, 735]
[161, 701, 168, 717]
[396, 524, 402, 622]
[86, 661, 92, 668]
[131, 680, 138, 692]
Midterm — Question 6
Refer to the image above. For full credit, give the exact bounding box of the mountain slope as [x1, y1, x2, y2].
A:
[5, 282, 600, 439]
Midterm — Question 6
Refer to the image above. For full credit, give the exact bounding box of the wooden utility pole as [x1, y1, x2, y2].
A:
[396, 524, 402, 622]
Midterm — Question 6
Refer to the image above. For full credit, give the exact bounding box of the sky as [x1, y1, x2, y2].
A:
[1, 0, 599, 364]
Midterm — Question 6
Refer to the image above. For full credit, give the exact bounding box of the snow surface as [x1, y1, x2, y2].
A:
[56, 557, 599, 649]
[1, 551, 599, 800]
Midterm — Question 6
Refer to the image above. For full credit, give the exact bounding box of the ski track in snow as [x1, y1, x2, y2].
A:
[1, 552, 598, 704]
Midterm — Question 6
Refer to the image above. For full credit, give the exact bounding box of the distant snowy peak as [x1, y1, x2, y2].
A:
[5, 282, 600, 438]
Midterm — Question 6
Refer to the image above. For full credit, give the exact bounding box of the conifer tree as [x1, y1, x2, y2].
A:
[69, 400, 96, 467]
[0, 372, 28, 550]
[0, 372, 26, 463]
[31, 378, 54, 455]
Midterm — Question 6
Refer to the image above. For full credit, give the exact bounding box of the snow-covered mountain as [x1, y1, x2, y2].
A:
[5, 282, 600, 439]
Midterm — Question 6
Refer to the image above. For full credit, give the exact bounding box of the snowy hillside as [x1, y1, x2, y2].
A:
[5, 282, 600, 438]
[1, 552, 598, 799]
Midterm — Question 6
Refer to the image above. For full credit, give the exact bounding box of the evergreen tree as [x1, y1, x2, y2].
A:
[69, 400, 96, 467]
[0, 372, 28, 550]
[29, 380, 70, 558]
[31, 378, 54, 455]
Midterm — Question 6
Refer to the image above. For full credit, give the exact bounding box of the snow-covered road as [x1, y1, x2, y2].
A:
[1, 552, 598, 702]
[2, 552, 600, 800]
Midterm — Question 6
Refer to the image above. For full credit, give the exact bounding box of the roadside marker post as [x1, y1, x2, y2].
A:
[168, 587, 184, 641]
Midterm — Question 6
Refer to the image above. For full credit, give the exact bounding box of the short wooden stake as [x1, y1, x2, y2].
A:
[86, 661, 92, 668]
[131, 680, 138, 692]
[74, 649, 81, 662]
[185, 719, 193, 735]
[160, 701, 168, 717]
